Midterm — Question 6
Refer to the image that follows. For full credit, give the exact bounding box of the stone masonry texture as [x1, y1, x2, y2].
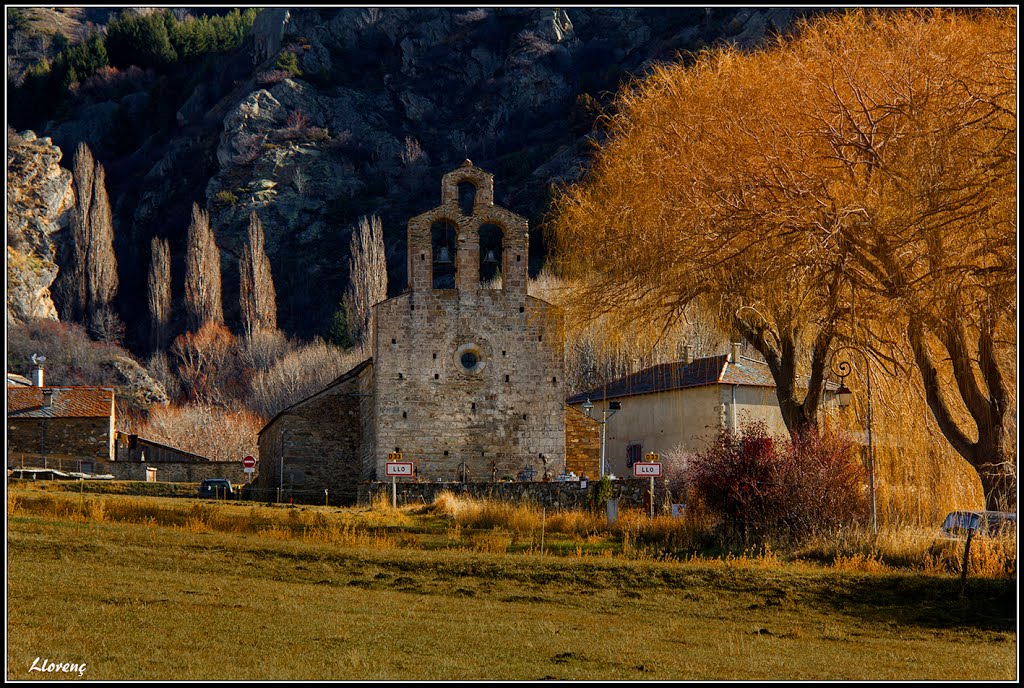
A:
[372, 161, 565, 484]
[254, 164, 582, 504]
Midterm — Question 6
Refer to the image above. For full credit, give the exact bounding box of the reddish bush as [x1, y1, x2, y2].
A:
[286, 109, 311, 130]
[256, 69, 291, 86]
[686, 422, 867, 544]
[170, 322, 240, 405]
[136, 403, 264, 462]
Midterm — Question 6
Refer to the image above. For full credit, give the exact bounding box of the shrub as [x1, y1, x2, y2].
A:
[686, 422, 868, 545]
[286, 109, 310, 130]
[136, 403, 264, 462]
[247, 338, 365, 418]
[588, 475, 614, 513]
[256, 69, 291, 86]
[170, 322, 239, 405]
[214, 190, 238, 205]
[7, 319, 133, 387]
[276, 50, 302, 77]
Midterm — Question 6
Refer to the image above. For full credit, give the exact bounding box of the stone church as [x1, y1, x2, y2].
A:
[254, 162, 598, 503]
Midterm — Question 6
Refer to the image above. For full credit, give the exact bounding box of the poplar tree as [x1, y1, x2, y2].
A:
[343, 215, 387, 349]
[183, 202, 223, 330]
[57, 142, 118, 326]
[148, 236, 172, 350]
[239, 210, 277, 337]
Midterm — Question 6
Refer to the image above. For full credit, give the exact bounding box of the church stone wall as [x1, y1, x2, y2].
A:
[373, 161, 565, 482]
[254, 361, 373, 504]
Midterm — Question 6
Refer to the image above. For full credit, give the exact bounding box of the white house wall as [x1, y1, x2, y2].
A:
[569, 384, 787, 477]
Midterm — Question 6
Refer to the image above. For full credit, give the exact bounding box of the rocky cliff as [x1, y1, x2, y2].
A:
[6, 130, 75, 324]
[7, 7, 819, 348]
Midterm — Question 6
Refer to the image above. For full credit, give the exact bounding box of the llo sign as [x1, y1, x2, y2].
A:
[385, 463, 414, 477]
[633, 455, 662, 478]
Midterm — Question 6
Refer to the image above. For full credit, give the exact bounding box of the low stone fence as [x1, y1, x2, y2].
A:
[9, 456, 247, 484]
[359, 478, 672, 512]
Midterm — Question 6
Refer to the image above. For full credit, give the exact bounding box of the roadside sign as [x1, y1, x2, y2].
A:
[243, 455, 256, 473]
[633, 462, 662, 478]
[385, 462, 414, 477]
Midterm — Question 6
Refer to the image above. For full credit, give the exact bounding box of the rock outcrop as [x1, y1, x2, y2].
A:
[11, 7, 822, 345]
[6, 130, 75, 324]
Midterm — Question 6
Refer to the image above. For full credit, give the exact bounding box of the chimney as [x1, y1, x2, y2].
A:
[42, 389, 54, 408]
[30, 353, 46, 386]
[683, 345, 693, 365]
[730, 341, 742, 364]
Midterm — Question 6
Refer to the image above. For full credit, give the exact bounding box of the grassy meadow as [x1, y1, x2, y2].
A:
[6, 484, 1017, 681]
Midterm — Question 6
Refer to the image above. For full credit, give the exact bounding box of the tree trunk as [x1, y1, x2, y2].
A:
[734, 316, 821, 439]
[907, 317, 1016, 511]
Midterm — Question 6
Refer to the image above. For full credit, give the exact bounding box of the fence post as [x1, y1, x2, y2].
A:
[959, 527, 975, 595]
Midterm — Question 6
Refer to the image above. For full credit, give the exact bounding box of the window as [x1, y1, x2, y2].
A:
[454, 343, 485, 374]
[458, 181, 477, 216]
[626, 443, 643, 468]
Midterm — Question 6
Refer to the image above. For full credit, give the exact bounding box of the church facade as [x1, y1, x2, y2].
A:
[254, 162, 595, 503]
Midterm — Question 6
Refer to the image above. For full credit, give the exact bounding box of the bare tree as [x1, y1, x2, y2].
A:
[170, 321, 237, 405]
[183, 203, 224, 331]
[86, 161, 117, 314]
[238, 210, 278, 338]
[64, 143, 94, 322]
[56, 142, 118, 325]
[89, 306, 126, 345]
[147, 236, 172, 350]
[343, 215, 387, 349]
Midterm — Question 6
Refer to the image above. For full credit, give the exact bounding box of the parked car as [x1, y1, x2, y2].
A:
[197, 478, 235, 499]
[939, 510, 1016, 539]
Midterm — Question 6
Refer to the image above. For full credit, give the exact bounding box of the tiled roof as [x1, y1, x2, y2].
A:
[566, 354, 777, 404]
[7, 386, 115, 419]
[7, 373, 32, 386]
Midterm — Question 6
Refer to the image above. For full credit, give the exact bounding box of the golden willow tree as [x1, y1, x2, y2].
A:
[549, 9, 1016, 509]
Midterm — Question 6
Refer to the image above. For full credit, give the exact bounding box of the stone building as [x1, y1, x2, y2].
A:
[255, 162, 597, 503]
[7, 385, 116, 472]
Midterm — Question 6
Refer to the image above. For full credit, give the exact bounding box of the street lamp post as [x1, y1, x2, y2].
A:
[828, 346, 876, 535]
[582, 398, 621, 478]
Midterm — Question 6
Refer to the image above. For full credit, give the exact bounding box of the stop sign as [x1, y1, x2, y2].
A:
[243, 455, 256, 469]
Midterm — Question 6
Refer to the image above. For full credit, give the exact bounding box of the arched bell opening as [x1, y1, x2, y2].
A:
[479, 223, 503, 289]
[431, 220, 457, 289]
[458, 181, 477, 217]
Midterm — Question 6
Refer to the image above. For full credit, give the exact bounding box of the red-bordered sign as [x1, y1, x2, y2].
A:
[385, 462, 414, 477]
[633, 462, 662, 478]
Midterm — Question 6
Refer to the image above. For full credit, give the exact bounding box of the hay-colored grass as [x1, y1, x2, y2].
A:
[6, 508, 1016, 680]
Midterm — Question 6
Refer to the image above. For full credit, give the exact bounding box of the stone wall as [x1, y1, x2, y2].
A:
[253, 360, 372, 504]
[8, 417, 114, 464]
[360, 477, 671, 512]
[10, 454, 247, 483]
[372, 163, 565, 484]
[564, 406, 600, 478]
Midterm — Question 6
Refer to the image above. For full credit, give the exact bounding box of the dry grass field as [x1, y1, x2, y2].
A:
[6, 485, 1017, 681]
